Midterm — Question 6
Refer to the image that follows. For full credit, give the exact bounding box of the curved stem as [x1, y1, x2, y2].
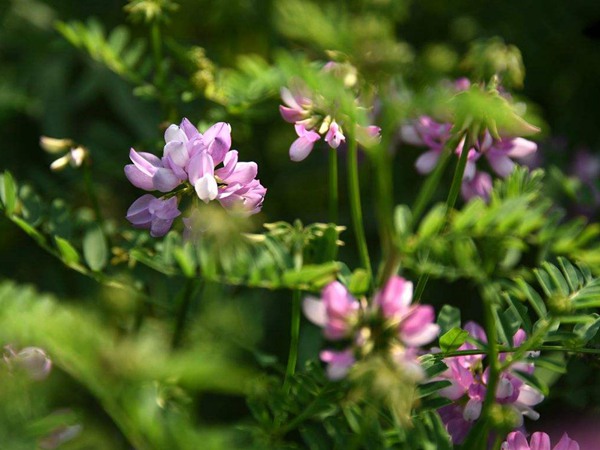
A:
[83, 162, 104, 228]
[329, 147, 338, 223]
[347, 136, 372, 285]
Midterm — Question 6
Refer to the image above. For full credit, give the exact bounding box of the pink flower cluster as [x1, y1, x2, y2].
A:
[401, 79, 537, 201]
[125, 118, 266, 237]
[436, 322, 544, 444]
[502, 431, 579, 450]
[279, 62, 381, 162]
[402, 117, 537, 201]
[303, 276, 439, 380]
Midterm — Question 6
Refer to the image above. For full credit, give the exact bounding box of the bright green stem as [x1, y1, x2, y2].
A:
[329, 147, 338, 223]
[347, 137, 372, 284]
[284, 289, 301, 391]
[446, 133, 472, 210]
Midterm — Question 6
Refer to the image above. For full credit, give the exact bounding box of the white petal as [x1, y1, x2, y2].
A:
[302, 296, 327, 327]
[195, 174, 218, 203]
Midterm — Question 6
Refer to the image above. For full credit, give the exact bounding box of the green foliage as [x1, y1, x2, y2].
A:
[56, 19, 148, 84]
[0, 280, 256, 450]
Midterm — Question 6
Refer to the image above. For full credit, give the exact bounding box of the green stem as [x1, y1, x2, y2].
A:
[413, 131, 471, 300]
[284, 289, 301, 391]
[445, 133, 472, 210]
[411, 131, 466, 222]
[478, 287, 501, 444]
[329, 146, 338, 223]
[347, 135, 372, 285]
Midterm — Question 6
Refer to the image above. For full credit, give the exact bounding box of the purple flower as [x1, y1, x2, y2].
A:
[502, 431, 580, 450]
[218, 179, 267, 216]
[303, 276, 439, 381]
[461, 170, 493, 201]
[477, 132, 538, 178]
[436, 322, 544, 444]
[373, 275, 440, 347]
[320, 348, 356, 380]
[126, 194, 181, 237]
[279, 87, 312, 123]
[303, 281, 359, 340]
[125, 148, 181, 192]
[324, 120, 345, 149]
[289, 124, 321, 162]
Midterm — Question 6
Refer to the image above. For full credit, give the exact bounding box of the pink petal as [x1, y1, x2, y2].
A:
[164, 124, 187, 143]
[508, 138, 537, 159]
[125, 165, 154, 191]
[203, 122, 231, 165]
[529, 432, 551, 450]
[552, 433, 579, 450]
[289, 136, 316, 162]
[504, 431, 531, 450]
[279, 105, 305, 123]
[415, 149, 441, 174]
[487, 153, 515, 177]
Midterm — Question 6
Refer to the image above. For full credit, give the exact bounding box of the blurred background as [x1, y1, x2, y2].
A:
[1, 0, 600, 448]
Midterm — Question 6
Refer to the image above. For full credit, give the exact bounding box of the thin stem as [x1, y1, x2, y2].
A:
[411, 131, 466, 222]
[413, 131, 470, 300]
[284, 289, 302, 391]
[284, 235, 304, 390]
[445, 133, 472, 210]
[347, 135, 372, 285]
[478, 287, 501, 445]
[329, 146, 338, 223]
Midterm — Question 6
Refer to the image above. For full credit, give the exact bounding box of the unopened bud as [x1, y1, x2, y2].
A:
[15, 347, 52, 381]
[40, 136, 74, 154]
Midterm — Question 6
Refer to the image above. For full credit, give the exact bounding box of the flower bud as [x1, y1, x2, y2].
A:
[39, 136, 74, 154]
[15, 347, 52, 381]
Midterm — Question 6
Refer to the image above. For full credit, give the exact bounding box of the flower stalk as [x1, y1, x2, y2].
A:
[347, 134, 372, 286]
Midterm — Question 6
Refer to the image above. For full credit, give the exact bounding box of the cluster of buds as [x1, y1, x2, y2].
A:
[435, 322, 543, 444]
[401, 79, 538, 201]
[125, 118, 266, 237]
[39, 137, 88, 171]
[279, 62, 381, 162]
[303, 276, 439, 381]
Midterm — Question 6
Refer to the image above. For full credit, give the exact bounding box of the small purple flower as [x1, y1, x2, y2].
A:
[461, 170, 493, 201]
[324, 120, 345, 149]
[477, 132, 538, 178]
[279, 87, 312, 123]
[289, 124, 321, 162]
[126, 194, 181, 237]
[373, 275, 440, 347]
[436, 322, 544, 444]
[218, 179, 267, 216]
[320, 348, 356, 380]
[502, 431, 580, 450]
[303, 281, 359, 340]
